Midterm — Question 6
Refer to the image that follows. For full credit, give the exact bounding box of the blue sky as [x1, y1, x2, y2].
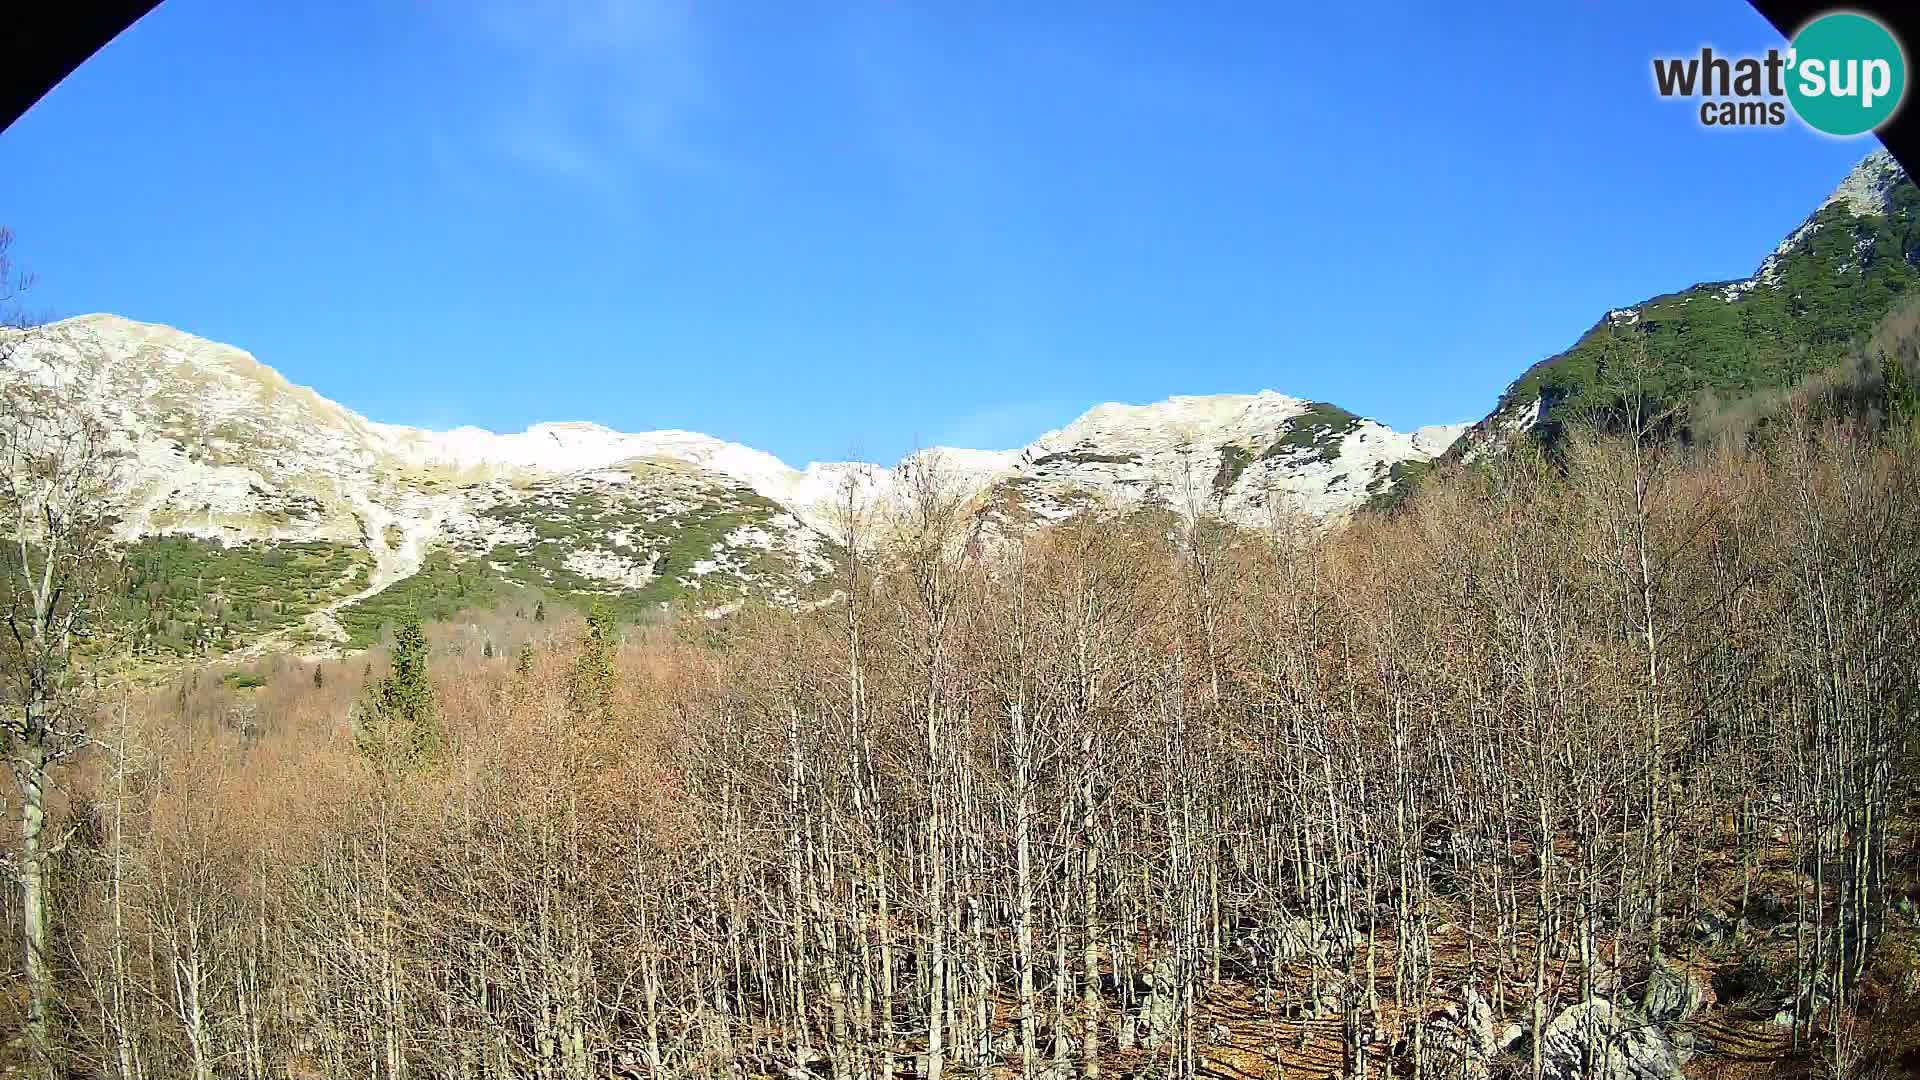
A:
[0, 0, 1882, 466]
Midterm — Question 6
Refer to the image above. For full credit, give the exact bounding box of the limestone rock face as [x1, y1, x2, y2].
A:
[1422, 985, 1497, 1080]
[3, 314, 1466, 655]
[1538, 1001, 1683, 1080]
[1137, 958, 1179, 1049]
[1642, 961, 1711, 1023]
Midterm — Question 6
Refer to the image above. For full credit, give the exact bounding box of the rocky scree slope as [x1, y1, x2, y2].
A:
[3, 316, 1461, 655]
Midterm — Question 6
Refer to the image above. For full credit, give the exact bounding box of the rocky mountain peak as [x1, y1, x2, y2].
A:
[2, 313, 1460, 655]
[1451, 145, 1919, 466]
[1826, 148, 1905, 220]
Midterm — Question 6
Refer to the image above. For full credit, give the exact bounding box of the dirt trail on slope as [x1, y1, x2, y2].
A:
[231, 497, 442, 661]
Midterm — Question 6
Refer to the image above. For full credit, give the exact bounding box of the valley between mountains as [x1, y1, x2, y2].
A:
[4, 315, 1470, 657]
[8, 91, 1920, 1080]
[2, 148, 1913, 659]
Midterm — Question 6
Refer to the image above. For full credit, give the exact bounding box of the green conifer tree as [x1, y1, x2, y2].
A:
[569, 602, 617, 724]
[354, 613, 440, 772]
[1885, 353, 1917, 427]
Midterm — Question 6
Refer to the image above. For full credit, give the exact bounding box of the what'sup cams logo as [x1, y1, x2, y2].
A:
[1653, 10, 1906, 135]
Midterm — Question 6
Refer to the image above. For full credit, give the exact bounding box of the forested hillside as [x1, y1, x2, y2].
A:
[1440, 151, 1919, 471]
[10, 6, 1920, 1073]
[18, 403, 1917, 1080]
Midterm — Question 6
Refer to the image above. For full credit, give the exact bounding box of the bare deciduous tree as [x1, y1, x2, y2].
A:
[0, 271, 126, 1068]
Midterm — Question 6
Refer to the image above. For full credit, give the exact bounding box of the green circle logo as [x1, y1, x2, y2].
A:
[1787, 12, 1907, 136]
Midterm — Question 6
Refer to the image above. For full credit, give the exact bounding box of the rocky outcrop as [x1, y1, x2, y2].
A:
[1642, 961, 1710, 1023]
[1538, 1001, 1682, 1080]
[1422, 985, 1497, 1080]
[1237, 914, 1358, 976]
[1137, 958, 1179, 1049]
[1002, 394, 1465, 526]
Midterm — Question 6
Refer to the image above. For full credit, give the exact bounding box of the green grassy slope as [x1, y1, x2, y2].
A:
[1489, 165, 1920, 449]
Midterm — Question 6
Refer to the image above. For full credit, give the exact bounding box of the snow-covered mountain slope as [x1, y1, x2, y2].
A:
[2, 313, 1459, 654]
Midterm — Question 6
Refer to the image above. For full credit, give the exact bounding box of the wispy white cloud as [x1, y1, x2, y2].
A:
[437, 0, 716, 205]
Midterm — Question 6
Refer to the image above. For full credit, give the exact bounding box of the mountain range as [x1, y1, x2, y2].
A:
[1, 314, 1469, 655]
[2, 148, 1912, 658]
